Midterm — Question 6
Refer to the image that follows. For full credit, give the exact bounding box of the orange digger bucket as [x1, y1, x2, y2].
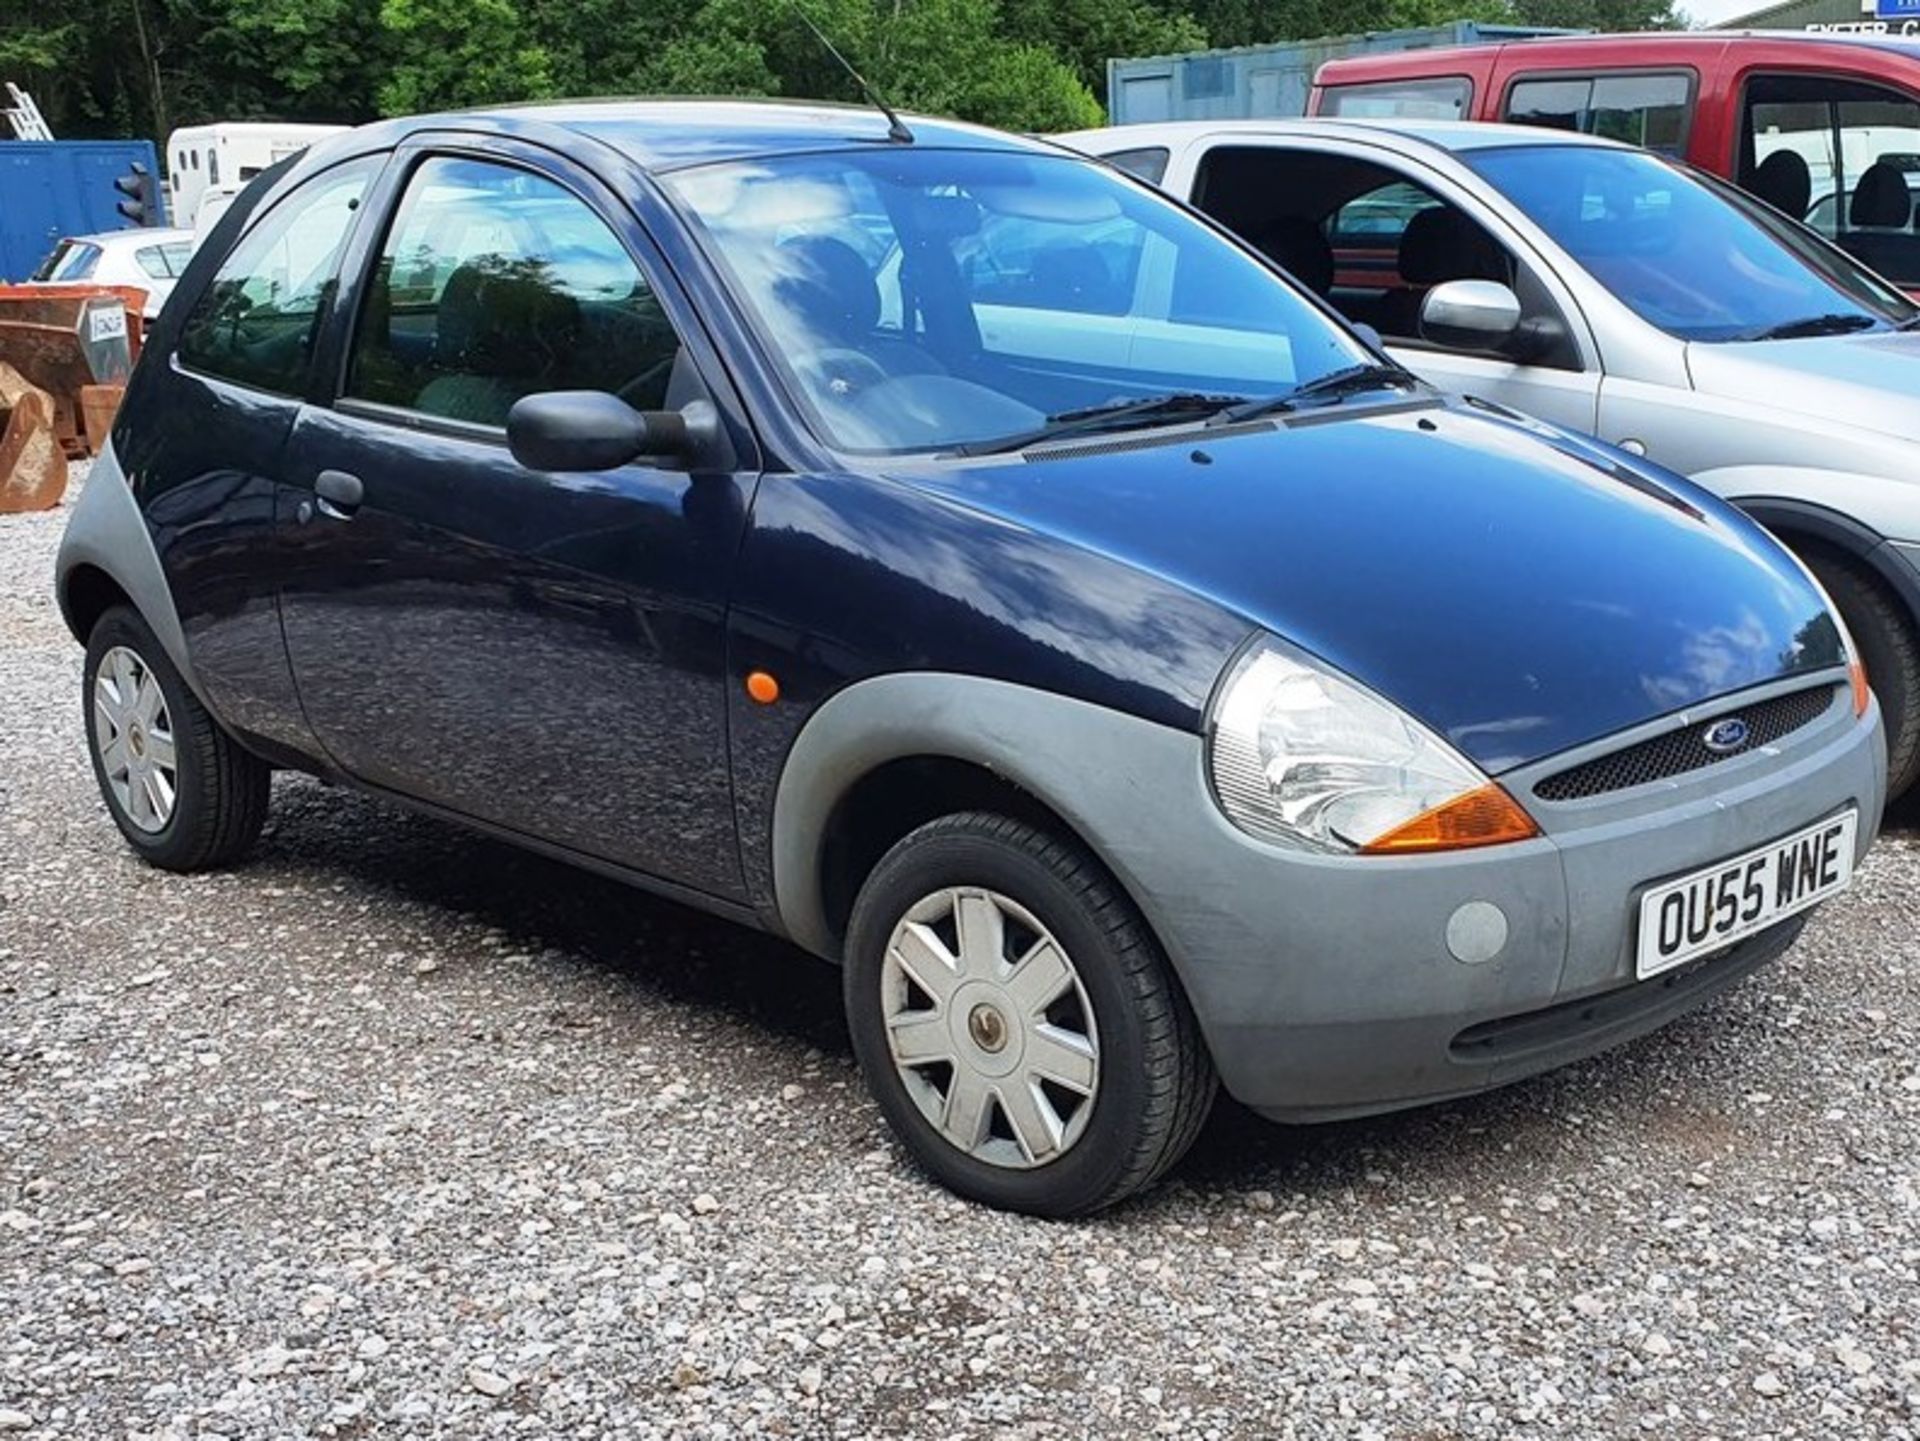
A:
[0, 284, 138, 461]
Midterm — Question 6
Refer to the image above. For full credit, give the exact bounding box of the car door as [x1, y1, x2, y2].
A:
[136, 153, 386, 760]
[274, 140, 758, 900]
[1327, 173, 1602, 435]
[1170, 139, 1603, 433]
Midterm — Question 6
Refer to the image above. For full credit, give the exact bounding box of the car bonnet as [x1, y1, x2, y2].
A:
[901, 400, 1843, 774]
[1686, 330, 1920, 447]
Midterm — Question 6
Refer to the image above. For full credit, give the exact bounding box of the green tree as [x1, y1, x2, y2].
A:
[377, 0, 555, 115]
[1509, 0, 1678, 29]
[1000, 0, 1207, 102]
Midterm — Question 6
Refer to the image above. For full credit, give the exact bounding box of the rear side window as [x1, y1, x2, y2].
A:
[177, 157, 379, 396]
[33, 240, 101, 282]
[1505, 73, 1693, 154]
[1319, 78, 1472, 120]
[1100, 147, 1171, 185]
[135, 243, 192, 279]
[346, 156, 687, 428]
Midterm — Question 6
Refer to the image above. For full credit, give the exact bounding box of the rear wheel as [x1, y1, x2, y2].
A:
[844, 812, 1216, 1216]
[83, 606, 270, 871]
[1805, 554, 1920, 797]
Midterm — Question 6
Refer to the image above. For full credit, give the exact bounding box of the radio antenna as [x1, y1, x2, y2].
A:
[793, 7, 913, 144]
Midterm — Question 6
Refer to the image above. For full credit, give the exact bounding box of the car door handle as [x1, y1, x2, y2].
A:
[312, 469, 364, 520]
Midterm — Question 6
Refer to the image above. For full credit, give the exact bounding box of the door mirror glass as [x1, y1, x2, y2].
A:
[507, 391, 697, 472]
[1420, 279, 1522, 349]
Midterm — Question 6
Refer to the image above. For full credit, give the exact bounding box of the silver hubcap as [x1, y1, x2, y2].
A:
[881, 887, 1100, 1170]
[93, 645, 177, 834]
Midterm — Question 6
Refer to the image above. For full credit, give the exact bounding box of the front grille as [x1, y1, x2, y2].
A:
[1535, 684, 1837, 802]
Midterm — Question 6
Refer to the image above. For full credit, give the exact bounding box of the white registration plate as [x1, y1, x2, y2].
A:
[1635, 810, 1857, 979]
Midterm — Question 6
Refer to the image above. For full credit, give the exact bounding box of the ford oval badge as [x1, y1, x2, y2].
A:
[1703, 717, 1751, 754]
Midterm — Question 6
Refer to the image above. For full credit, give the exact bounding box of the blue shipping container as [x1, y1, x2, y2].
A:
[1107, 23, 1582, 124]
[0, 140, 163, 282]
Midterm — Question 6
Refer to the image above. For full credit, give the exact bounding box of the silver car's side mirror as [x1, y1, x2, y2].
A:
[1420, 279, 1523, 351]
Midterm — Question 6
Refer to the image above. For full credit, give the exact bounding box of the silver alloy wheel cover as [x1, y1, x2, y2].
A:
[880, 886, 1101, 1170]
[92, 644, 178, 834]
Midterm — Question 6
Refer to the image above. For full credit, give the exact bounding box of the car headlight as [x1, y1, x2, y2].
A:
[1206, 636, 1540, 855]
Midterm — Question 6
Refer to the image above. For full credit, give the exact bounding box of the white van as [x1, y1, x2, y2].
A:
[164, 123, 345, 228]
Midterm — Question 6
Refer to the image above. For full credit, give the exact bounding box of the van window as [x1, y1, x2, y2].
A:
[209, 149, 219, 186]
[178, 157, 379, 396]
[1319, 78, 1472, 120]
[1743, 74, 1920, 288]
[1505, 73, 1693, 154]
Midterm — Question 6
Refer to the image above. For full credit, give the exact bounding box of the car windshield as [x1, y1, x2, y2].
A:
[32, 240, 101, 283]
[664, 147, 1370, 454]
[1467, 144, 1918, 343]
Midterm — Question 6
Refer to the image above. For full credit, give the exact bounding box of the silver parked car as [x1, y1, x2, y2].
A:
[31, 227, 197, 318]
[1060, 119, 1920, 796]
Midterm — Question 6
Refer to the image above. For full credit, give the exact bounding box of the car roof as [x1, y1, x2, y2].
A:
[66, 228, 196, 248]
[1317, 29, 1920, 77]
[433, 98, 1052, 172]
[1065, 117, 1630, 158]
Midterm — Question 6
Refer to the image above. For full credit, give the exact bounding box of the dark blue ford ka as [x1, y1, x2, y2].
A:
[57, 101, 1885, 1214]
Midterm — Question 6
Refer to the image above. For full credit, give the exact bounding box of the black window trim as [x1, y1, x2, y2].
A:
[172, 151, 390, 404]
[1500, 66, 1701, 156]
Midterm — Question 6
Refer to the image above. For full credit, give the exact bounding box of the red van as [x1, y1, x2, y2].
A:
[1310, 33, 1920, 291]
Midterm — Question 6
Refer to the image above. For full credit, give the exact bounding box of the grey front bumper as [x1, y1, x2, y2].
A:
[1096, 675, 1885, 1122]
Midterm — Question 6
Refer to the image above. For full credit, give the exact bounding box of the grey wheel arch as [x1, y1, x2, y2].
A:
[769, 673, 1204, 964]
[54, 443, 197, 689]
[1733, 494, 1920, 630]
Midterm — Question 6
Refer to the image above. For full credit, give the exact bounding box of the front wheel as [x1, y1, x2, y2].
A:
[1805, 554, 1920, 797]
[83, 606, 270, 871]
[844, 812, 1216, 1216]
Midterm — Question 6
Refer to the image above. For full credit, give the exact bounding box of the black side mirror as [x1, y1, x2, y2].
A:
[507, 391, 702, 472]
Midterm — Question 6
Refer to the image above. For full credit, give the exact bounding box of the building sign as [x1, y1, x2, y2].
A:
[1809, 17, 1920, 31]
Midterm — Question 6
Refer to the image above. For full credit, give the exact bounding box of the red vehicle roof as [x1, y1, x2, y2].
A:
[1314, 29, 1920, 87]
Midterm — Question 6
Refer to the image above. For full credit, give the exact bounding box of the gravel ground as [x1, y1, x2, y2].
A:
[4, 470, 1920, 1440]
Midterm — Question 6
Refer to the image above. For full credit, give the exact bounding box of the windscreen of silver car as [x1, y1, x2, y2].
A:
[665, 149, 1368, 455]
[1467, 145, 1916, 343]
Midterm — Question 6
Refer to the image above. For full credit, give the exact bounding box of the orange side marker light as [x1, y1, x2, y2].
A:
[746, 670, 781, 705]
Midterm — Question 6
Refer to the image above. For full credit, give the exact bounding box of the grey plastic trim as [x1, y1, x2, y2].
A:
[770, 673, 1203, 961]
[53, 443, 197, 687]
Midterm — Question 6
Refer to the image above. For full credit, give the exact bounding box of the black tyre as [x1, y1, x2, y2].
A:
[844, 812, 1216, 1216]
[83, 606, 270, 871]
[1805, 554, 1920, 797]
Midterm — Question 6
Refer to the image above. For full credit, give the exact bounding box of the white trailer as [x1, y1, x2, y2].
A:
[164, 123, 345, 228]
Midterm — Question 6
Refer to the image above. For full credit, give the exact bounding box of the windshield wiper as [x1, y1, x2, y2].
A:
[1212, 363, 1418, 425]
[1745, 313, 1881, 341]
[951, 392, 1248, 457]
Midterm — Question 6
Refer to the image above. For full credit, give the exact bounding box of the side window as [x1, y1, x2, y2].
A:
[1506, 73, 1693, 154]
[1745, 75, 1920, 286]
[347, 156, 686, 428]
[958, 212, 1145, 317]
[1319, 78, 1472, 120]
[177, 156, 379, 396]
[1101, 147, 1171, 185]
